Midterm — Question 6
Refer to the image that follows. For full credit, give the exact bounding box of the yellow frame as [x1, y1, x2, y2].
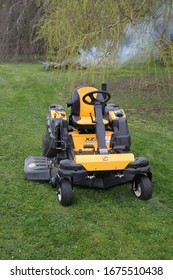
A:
[75, 153, 134, 171]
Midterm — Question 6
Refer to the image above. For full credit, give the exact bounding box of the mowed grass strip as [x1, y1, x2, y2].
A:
[0, 63, 173, 260]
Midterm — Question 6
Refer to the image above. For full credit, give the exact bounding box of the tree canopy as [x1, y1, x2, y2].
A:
[35, 0, 173, 66]
[0, 0, 173, 65]
[0, 0, 46, 60]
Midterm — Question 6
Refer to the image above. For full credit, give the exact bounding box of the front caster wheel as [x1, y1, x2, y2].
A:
[132, 175, 152, 200]
[57, 179, 73, 206]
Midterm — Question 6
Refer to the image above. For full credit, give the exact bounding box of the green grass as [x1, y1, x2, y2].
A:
[0, 63, 173, 260]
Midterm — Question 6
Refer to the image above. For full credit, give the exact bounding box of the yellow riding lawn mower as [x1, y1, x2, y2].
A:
[24, 83, 152, 206]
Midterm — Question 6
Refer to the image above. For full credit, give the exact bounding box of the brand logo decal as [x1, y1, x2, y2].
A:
[85, 137, 97, 142]
[102, 156, 108, 161]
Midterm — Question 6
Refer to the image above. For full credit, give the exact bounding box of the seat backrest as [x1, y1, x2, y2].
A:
[71, 86, 98, 117]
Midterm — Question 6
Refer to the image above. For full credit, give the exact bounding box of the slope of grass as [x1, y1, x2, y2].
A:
[0, 63, 173, 260]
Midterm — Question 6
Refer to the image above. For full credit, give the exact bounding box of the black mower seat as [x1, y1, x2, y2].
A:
[70, 86, 109, 128]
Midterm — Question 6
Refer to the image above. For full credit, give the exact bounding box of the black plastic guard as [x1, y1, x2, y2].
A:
[24, 156, 50, 181]
[124, 157, 151, 175]
[58, 159, 87, 178]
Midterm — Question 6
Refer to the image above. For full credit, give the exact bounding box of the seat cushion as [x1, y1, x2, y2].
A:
[71, 86, 108, 129]
[72, 115, 109, 126]
[71, 86, 97, 117]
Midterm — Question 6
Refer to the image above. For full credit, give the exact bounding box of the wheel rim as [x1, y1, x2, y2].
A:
[57, 187, 62, 202]
[133, 182, 142, 197]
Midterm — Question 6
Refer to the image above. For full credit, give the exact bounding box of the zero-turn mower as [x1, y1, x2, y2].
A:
[24, 83, 152, 206]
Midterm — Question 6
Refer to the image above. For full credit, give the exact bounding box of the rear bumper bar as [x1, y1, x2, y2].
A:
[58, 156, 151, 180]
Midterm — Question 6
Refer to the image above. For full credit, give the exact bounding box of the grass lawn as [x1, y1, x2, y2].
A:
[0, 63, 173, 260]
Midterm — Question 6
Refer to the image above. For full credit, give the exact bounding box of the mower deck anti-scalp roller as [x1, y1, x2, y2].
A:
[24, 83, 152, 206]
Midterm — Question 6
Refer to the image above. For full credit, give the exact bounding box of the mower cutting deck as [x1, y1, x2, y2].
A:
[24, 83, 152, 206]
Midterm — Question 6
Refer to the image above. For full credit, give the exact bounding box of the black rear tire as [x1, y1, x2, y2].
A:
[132, 175, 152, 200]
[42, 131, 57, 158]
[57, 179, 73, 206]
